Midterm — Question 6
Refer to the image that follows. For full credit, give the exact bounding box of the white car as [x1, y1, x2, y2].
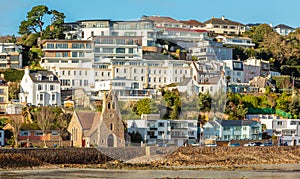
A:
[243, 142, 256, 146]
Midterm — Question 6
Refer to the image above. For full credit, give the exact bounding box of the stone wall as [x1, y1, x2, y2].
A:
[0, 148, 112, 165]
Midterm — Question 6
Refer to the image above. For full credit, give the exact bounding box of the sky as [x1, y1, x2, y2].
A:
[0, 0, 299, 36]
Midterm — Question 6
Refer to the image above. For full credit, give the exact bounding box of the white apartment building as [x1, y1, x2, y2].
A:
[40, 39, 95, 91]
[92, 36, 143, 64]
[260, 119, 300, 146]
[0, 43, 23, 69]
[19, 68, 61, 106]
[127, 118, 198, 146]
[95, 78, 152, 101]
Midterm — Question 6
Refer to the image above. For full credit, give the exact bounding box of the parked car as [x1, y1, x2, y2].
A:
[243, 142, 256, 146]
[205, 143, 217, 147]
[229, 143, 240, 147]
[156, 143, 168, 147]
[254, 142, 263, 146]
[262, 141, 273, 146]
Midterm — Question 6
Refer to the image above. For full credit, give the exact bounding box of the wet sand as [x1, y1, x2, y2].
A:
[1, 165, 300, 179]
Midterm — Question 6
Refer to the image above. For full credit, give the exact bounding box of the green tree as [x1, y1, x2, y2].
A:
[135, 98, 152, 116]
[197, 92, 211, 112]
[289, 97, 300, 118]
[161, 89, 181, 119]
[19, 5, 50, 37]
[251, 24, 274, 43]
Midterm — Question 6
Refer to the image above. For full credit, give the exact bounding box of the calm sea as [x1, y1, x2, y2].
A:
[1, 168, 300, 179]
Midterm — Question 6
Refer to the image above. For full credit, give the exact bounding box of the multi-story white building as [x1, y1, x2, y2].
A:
[260, 119, 300, 146]
[203, 119, 262, 141]
[92, 36, 143, 64]
[40, 39, 95, 91]
[95, 78, 152, 101]
[0, 43, 23, 69]
[19, 67, 61, 106]
[127, 117, 197, 146]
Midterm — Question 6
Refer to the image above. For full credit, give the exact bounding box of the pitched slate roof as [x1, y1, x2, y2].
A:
[29, 70, 60, 83]
[203, 17, 244, 26]
[274, 24, 294, 30]
[217, 120, 257, 126]
[217, 119, 242, 126]
[76, 111, 101, 130]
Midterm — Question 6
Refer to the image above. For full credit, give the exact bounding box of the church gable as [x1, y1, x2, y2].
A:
[99, 89, 125, 147]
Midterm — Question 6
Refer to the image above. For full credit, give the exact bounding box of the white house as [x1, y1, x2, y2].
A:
[273, 24, 295, 36]
[19, 68, 61, 106]
[260, 118, 300, 146]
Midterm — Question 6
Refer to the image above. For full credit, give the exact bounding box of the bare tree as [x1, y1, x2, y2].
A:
[36, 106, 54, 148]
[9, 115, 24, 147]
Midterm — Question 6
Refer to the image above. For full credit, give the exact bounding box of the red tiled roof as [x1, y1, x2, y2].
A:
[180, 20, 205, 26]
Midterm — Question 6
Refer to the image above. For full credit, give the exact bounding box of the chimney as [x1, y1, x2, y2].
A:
[222, 16, 225, 20]
[24, 66, 30, 75]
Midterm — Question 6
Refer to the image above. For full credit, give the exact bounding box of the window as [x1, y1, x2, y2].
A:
[72, 52, 77, 57]
[52, 94, 55, 101]
[128, 48, 133, 53]
[103, 48, 114, 53]
[277, 121, 283, 126]
[158, 123, 165, 127]
[116, 48, 125, 53]
[40, 94, 43, 100]
[0, 89, 3, 94]
[50, 85, 54, 91]
[47, 43, 54, 48]
[0, 97, 4, 103]
[38, 85, 42, 90]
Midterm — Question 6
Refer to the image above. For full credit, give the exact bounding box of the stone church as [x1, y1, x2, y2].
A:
[67, 89, 125, 147]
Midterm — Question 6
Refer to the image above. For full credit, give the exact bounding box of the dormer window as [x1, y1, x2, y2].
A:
[49, 75, 54, 81]
[37, 74, 42, 81]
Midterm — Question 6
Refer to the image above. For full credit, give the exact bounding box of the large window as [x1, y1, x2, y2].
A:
[116, 48, 125, 53]
[0, 89, 4, 94]
[56, 43, 68, 49]
[103, 48, 114, 53]
[72, 43, 84, 49]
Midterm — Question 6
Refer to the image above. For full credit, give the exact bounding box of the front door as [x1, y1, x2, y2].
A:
[107, 134, 114, 147]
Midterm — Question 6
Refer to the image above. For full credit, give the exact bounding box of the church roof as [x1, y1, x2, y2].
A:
[76, 111, 101, 130]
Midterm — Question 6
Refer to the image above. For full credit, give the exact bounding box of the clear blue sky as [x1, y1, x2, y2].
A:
[0, 0, 299, 36]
